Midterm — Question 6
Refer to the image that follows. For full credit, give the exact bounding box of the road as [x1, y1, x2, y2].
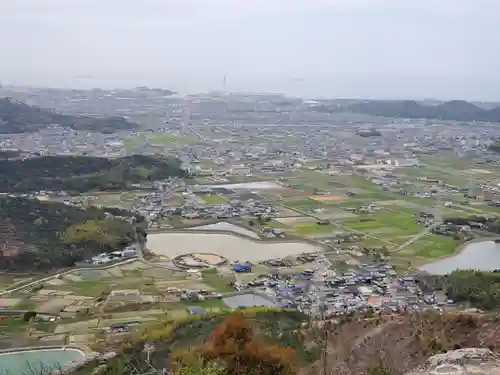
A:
[389, 221, 442, 253]
[0, 258, 139, 297]
[257, 192, 397, 246]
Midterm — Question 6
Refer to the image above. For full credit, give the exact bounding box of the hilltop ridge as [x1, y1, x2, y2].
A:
[314, 99, 500, 122]
[0, 154, 186, 193]
[0, 97, 137, 133]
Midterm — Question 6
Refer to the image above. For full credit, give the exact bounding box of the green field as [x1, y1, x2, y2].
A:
[395, 234, 459, 260]
[201, 269, 233, 293]
[201, 195, 226, 204]
[340, 212, 422, 234]
[294, 223, 334, 236]
[181, 299, 227, 309]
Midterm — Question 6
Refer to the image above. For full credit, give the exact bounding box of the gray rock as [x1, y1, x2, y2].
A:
[408, 349, 500, 375]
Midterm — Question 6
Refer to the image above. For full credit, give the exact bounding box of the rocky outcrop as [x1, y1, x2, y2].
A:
[408, 349, 500, 375]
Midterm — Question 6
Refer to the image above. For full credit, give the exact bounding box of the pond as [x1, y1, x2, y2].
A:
[223, 294, 277, 308]
[0, 348, 85, 375]
[147, 232, 318, 262]
[419, 240, 500, 275]
[188, 222, 260, 239]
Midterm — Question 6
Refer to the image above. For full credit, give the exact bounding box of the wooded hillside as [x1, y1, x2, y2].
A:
[0, 197, 142, 272]
[0, 154, 186, 193]
[0, 97, 137, 133]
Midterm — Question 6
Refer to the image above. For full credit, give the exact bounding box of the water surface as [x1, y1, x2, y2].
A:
[0, 348, 85, 375]
[419, 240, 500, 275]
[147, 232, 318, 262]
[223, 294, 277, 308]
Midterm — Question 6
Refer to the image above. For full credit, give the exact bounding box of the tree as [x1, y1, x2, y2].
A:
[196, 313, 297, 375]
[490, 219, 500, 234]
[171, 351, 227, 375]
[23, 311, 37, 322]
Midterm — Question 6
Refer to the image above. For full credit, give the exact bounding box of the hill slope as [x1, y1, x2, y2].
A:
[0, 154, 186, 193]
[78, 310, 500, 375]
[0, 97, 137, 133]
[315, 100, 500, 122]
[0, 197, 142, 272]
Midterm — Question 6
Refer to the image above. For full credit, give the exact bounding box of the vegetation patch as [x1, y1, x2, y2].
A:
[341, 212, 422, 234]
[405, 235, 459, 259]
[0, 197, 142, 272]
[294, 223, 334, 236]
[201, 269, 233, 293]
[0, 154, 186, 194]
[201, 195, 226, 204]
[0, 97, 137, 134]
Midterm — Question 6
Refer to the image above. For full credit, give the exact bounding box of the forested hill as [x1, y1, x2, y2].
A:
[0, 154, 186, 194]
[314, 100, 500, 122]
[0, 97, 137, 133]
[0, 197, 142, 272]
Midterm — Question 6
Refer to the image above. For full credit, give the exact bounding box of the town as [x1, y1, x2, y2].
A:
[1, 86, 500, 374]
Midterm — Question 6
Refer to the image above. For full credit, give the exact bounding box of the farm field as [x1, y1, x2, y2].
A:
[200, 194, 227, 204]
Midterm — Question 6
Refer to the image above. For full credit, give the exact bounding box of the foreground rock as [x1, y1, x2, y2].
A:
[408, 348, 500, 375]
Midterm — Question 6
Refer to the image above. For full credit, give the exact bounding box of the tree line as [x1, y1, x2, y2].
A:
[0, 154, 187, 194]
[420, 269, 500, 310]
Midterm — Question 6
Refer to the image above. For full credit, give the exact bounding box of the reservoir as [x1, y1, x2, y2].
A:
[223, 294, 277, 308]
[419, 240, 500, 275]
[0, 348, 85, 375]
[147, 232, 319, 262]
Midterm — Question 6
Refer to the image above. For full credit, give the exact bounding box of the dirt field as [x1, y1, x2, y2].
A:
[275, 216, 317, 226]
[0, 298, 21, 308]
[38, 298, 71, 313]
[310, 195, 347, 202]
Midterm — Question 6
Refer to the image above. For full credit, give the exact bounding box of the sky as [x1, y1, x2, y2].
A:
[1, 0, 500, 100]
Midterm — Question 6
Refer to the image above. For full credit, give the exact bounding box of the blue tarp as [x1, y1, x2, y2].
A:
[232, 265, 251, 272]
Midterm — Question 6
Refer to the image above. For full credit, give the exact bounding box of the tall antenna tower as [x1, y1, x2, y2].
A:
[223, 75, 227, 92]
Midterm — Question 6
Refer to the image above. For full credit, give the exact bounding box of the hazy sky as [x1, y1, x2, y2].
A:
[1, 0, 500, 100]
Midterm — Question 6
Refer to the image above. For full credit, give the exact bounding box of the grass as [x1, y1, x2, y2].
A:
[283, 198, 329, 210]
[181, 299, 227, 309]
[294, 223, 334, 236]
[402, 234, 459, 259]
[263, 220, 288, 229]
[0, 317, 28, 332]
[201, 194, 227, 204]
[15, 300, 37, 310]
[63, 280, 112, 297]
[340, 212, 422, 234]
[201, 269, 233, 293]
